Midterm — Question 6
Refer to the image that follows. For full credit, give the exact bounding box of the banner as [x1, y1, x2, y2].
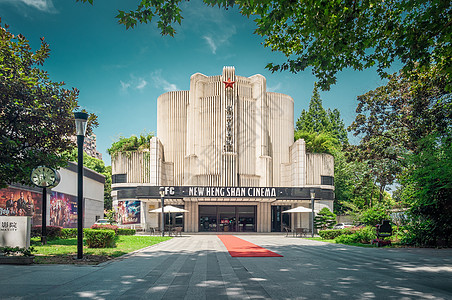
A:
[0, 187, 42, 226]
[50, 192, 78, 228]
[117, 200, 140, 224]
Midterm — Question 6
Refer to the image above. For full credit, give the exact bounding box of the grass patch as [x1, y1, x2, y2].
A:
[305, 237, 336, 243]
[31, 235, 172, 264]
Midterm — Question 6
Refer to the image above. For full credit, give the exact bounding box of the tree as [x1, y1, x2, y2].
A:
[400, 133, 452, 246]
[349, 66, 451, 154]
[78, 0, 451, 90]
[348, 66, 451, 202]
[357, 204, 392, 227]
[64, 150, 112, 210]
[349, 65, 451, 246]
[294, 132, 340, 155]
[296, 84, 348, 144]
[314, 207, 336, 230]
[0, 21, 98, 188]
[107, 131, 154, 157]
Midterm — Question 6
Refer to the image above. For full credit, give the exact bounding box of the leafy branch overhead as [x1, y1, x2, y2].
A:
[77, 0, 451, 90]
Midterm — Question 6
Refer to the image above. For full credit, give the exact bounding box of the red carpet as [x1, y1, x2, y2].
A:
[218, 235, 283, 257]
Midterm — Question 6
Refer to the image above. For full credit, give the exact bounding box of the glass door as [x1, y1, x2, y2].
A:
[218, 206, 236, 232]
[238, 206, 256, 232]
[271, 206, 291, 232]
[199, 206, 217, 232]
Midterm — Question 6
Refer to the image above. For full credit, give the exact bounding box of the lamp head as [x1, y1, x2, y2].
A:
[159, 187, 165, 197]
[310, 189, 315, 199]
[74, 112, 89, 136]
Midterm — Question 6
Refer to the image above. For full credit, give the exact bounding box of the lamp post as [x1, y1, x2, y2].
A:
[310, 189, 315, 237]
[74, 112, 88, 259]
[159, 187, 165, 237]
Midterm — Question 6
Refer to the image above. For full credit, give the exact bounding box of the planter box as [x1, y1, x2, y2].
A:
[0, 255, 34, 265]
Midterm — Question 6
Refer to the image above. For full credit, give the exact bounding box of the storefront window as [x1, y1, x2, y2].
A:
[199, 205, 256, 232]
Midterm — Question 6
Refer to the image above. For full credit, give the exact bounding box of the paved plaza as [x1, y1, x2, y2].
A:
[1, 235, 451, 299]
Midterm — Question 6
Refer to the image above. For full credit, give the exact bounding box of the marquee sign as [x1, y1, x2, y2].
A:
[115, 186, 334, 201]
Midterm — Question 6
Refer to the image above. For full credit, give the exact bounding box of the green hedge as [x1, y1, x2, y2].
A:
[58, 227, 136, 239]
[117, 228, 136, 235]
[319, 229, 354, 239]
[60, 228, 77, 239]
[84, 229, 117, 248]
[335, 226, 376, 244]
[31, 226, 62, 239]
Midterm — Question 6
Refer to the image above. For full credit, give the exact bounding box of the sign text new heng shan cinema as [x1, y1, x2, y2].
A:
[162, 186, 277, 198]
[189, 186, 277, 197]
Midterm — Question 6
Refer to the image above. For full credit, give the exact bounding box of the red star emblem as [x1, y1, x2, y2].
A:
[223, 78, 235, 89]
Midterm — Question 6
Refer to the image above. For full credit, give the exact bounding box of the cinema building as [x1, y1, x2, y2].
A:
[111, 67, 334, 233]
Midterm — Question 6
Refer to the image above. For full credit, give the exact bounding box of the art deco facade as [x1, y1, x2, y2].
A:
[112, 67, 335, 233]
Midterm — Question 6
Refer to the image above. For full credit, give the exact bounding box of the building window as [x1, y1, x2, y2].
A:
[112, 174, 127, 184]
[321, 176, 334, 186]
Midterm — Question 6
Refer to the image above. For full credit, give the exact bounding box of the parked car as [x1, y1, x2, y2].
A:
[94, 219, 111, 225]
[333, 223, 353, 229]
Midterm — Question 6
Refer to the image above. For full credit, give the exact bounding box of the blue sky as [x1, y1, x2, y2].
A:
[1, 0, 400, 165]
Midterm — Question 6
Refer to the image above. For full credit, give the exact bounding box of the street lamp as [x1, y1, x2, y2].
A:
[310, 189, 316, 237]
[74, 111, 88, 259]
[159, 187, 165, 237]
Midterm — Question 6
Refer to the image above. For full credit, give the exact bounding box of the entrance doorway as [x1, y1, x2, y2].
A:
[271, 206, 291, 232]
[199, 205, 256, 232]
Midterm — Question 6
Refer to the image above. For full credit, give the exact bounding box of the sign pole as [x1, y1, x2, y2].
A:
[41, 187, 47, 245]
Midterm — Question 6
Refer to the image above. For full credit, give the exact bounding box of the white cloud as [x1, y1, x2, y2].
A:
[180, 1, 237, 55]
[203, 36, 217, 54]
[121, 71, 177, 93]
[201, 25, 236, 55]
[268, 83, 282, 92]
[136, 78, 148, 90]
[22, 0, 54, 11]
[151, 70, 179, 92]
[119, 76, 148, 92]
[0, 0, 58, 13]
[120, 80, 131, 92]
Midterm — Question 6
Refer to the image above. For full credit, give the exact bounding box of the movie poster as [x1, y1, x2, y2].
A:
[117, 201, 140, 224]
[50, 192, 78, 228]
[0, 187, 42, 226]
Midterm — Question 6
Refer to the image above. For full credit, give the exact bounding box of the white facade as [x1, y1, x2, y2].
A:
[53, 162, 105, 227]
[0, 162, 105, 229]
[112, 67, 334, 233]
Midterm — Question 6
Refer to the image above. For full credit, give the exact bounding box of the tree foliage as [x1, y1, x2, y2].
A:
[350, 66, 451, 153]
[294, 132, 340, 155]
[349, 65, 451, 246]
[107, 131, 154, 157]
[314, 207, 336, 230]
[348, 66, 451, 202]
[400, 134, 452, 246]
[296, 84, 348, 144]
[78, 0, 451, 90]
[0, 21, 98, 188]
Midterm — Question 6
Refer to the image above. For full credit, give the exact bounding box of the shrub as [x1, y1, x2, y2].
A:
[314, 207, 337, 230]
[91, 224, 118, 234]
[60, 228, 78, 239]
[31, 225, 62, 239]
[84, 229, 116, 248]
[117, 228, 136, 235]
[319, 229, 353, 239]
[335, 226, 376, 244]
[0, 246, 35, 256]
[358, 204, 391, 226]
